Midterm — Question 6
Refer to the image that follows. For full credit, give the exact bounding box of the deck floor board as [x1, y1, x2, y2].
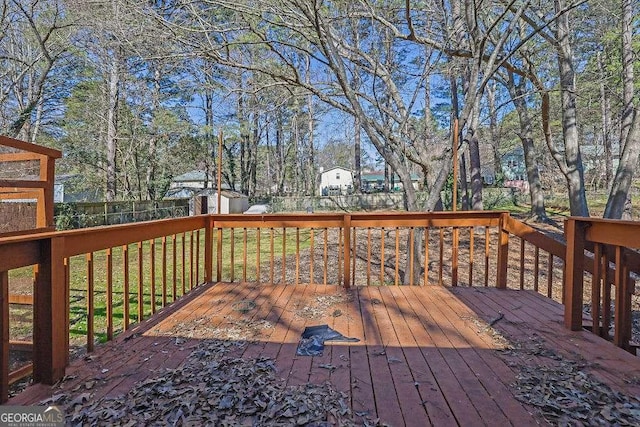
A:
[9, 283, 640, 426]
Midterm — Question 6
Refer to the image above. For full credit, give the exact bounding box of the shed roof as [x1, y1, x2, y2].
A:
[172, 170, 214, 182]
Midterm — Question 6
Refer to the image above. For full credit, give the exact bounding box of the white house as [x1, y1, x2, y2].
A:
[319, 167, 353, 195]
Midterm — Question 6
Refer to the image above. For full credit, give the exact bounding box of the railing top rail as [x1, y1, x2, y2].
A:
[211, 211, 507, 228]
[0, 215, 210, 260]
[567, 217, 640, 250]
[503, 216, 566, 259]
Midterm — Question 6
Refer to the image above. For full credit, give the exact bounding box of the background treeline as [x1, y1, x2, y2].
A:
[1, 0, 638, 220]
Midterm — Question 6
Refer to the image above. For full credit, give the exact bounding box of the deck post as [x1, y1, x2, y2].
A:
[344, 214, 351, 289]
[496, 213, 509, 289]
[1, 270, 8, 403]
[33, 236, 67, 384]
[564, 218, 586, 331]
[613, 250, 632, 350]
[204, 216, 213, 283]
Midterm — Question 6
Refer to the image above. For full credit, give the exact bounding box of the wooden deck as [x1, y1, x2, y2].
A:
[10, 283, 640, 426]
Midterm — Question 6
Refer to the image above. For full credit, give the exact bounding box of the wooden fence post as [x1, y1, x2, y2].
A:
[496, 213, 509, 289]
[564, 219, 586, 331]
[204, 216, 213, 283]
[33, 236, 67, 384]
[344, 214, 351, 289]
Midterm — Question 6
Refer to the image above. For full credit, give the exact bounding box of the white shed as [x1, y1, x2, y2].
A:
[211, 190, 249, 214]
[190, 190, 249, 215]
[319, 167, 353, 195]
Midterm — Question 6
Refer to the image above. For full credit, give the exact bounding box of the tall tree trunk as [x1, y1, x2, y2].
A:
[307, 92, 316, 196]
[468, 106, 483, 211]
[507, 72, 549, 221]
[204, 90, 214, 189]
[459, 154, 469, 210]
[605, 0, 637, 219]
[554, 0, 589, 217]
[276, 113, 286, 194]
[487, 81, 502, 182]
[250, 109, 258, 197]
[354, 116, 362, 193]
[597, 52, 613, 189]
[105, 52, 119, 202]
[146, 67, 161, 201]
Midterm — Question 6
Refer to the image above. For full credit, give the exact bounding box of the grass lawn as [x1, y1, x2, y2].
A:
[8, 227, 313, 349]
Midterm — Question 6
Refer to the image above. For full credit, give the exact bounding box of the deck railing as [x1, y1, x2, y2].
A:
[0, 211, 638, 402]
[565, 218, 640, 351]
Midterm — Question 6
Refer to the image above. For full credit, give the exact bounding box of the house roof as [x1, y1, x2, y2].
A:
[172, 170, 214, 182]
[320, 166, 352, 175]
[362, 172, 421, 182]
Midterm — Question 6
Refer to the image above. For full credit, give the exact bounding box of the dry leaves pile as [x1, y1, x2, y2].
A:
[514, 361, 640, 426]
[154, 317, 274, 341]
[63, 340, 382, 426]
[295, 293, 354, 319]
[498, 337, 640, 426]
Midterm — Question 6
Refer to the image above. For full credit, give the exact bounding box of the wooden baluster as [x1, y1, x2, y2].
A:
[602, 249, 611, 340]
[337, 227, 343, 285]
[295, 228, 300, 285]
[380, 228, 385, 285]
[196, 229, 201, 286]
[173, 235, 178, 300]
[216, 228, 223, 283]
[309, 228, 314, 285]
[394, 227, 400, 286]
[181, 233, 186, 295]
[123, 244, 130, 329]
[547, 254, 554, 298]
[270, 228, 275, 284]
[424, 227, 430, 286]
[484, 227, 490, 287]
[520, 239, 525, 290]
[1, 270, 9, 403]
[205, 218, 213, 284]
[282, 228, 287, 284]
[189, 231, 194, 290]
[256, 228, 261, 284]
[344, 215, 352, 289]
[243, 228, 248, 283]
[367, 228, 372, 286]
[86, 252, 94, 352]
[533, 246, 540, 293]
[591, 243, 602, 336]
[469, 227, 474, 286]
[64, 258, 70, 364]
[452, 226, 459, 286]
[106, 248, 113, 341]
[409, 227, 415, 286]
[438, 228, 444, 286]
[351, 226, 356, 287]
[137, 241, 144, 321]
[162, 236, 167, 307]
[323, 228, 328, 285]
[150, 239, 156, 314]
[230, 228, 236, 283]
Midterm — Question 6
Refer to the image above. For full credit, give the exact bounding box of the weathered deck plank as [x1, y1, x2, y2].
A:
[8, 283, 640, 427]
